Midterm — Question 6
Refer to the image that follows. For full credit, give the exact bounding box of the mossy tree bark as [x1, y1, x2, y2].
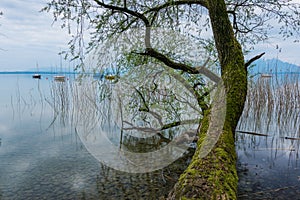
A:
[167, 0, 247, 199]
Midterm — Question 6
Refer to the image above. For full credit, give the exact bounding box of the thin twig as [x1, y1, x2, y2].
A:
[236, 130, 268, 136]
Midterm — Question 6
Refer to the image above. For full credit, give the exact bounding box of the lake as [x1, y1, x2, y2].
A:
[237, 73, 300, 199]
[0, 73, 299, 199]
[0, 74, 193, 199]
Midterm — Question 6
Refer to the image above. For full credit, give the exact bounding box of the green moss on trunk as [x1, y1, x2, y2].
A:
[167, 111, 238, 200]
[167, 0, 247, 199]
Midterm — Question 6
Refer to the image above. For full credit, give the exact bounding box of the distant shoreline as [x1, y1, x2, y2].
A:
[0, 71, 78, 75]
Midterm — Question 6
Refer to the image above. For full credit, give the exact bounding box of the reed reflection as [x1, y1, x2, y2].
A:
[42, 70, 204, 198]
[237, 72, 300, 199]
[45, 63, 211, 172]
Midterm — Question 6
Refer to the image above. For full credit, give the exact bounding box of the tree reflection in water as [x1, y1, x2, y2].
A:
[44, 68, 205, 198]
[46, 62, 211, 173]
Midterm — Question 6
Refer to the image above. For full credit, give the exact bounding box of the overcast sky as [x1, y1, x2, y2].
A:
[0, 0, 70, 71]
[0, 0, 299, 71]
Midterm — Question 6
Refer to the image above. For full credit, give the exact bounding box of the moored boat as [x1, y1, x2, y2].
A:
[54, 75, 66, 82]
[32, 74, 41, 79]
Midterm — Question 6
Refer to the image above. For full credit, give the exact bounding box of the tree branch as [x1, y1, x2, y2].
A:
[161, 65, 208, 112]
[138, 48, 221, 83]
[161, 119, 200, 130]
[123, 121, 160, 133]
[245, 52, 265, 68]
[123, 119, 199, 137]
[145, 0, 208, 13]
[93, 0, 150, 26]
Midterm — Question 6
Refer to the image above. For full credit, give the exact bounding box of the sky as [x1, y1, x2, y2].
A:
[0, 0, 299, 71]
[0, 0, 70, 71]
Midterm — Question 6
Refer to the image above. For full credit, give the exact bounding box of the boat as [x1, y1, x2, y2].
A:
[54, 75, 66, 82]
[105, 75, 116, 80]
[104, 75, 119, 83]
[32, 74, 41, 79]
[53, 54, 67, 82]
[261, 74, 272, 78]
[32, 63, 41, 79]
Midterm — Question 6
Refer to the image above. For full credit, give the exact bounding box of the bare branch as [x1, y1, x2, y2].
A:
[145, 0, 208, 13]
[93, 0, 150, 26]
[123, 121, 160, 133]
[161, 119, 199, 130]
[161, 65, 208, 112]
[195, 66, 221, 83]
[134, 87, 149, 111]
[123, 119, 199, 134]
[245, 52, 265, 69]
[138, 48, 221, 83]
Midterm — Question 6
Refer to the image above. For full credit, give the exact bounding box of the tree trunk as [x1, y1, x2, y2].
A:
[167, 0, 247, 199]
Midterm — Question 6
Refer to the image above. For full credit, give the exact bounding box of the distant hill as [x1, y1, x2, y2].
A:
[249, 58, 300, 74]
[1, 59, 299, 76]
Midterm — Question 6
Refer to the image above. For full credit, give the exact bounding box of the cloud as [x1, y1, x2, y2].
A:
[0, 0, 299, 70]
[0, 0, 71, 70]
[247, 32, 300, 66]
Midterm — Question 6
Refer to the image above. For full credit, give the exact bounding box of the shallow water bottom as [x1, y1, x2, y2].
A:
[236, 133, 300, 200]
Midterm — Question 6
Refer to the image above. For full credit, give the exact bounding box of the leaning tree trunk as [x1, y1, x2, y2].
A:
[167, 0, 247, 199]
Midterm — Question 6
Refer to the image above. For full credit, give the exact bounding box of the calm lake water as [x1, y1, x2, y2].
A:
[0, 74, 193, 200]
[237, 73, 300, 199]
[0, 73, 299, 199]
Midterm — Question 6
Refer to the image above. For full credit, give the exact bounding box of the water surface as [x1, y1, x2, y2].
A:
[237, 73, 300, 199]
[1, 73, 299, 199]
[0, 74, 192, 199]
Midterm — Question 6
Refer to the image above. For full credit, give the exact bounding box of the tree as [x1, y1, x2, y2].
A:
[44, 0, 300, 199]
